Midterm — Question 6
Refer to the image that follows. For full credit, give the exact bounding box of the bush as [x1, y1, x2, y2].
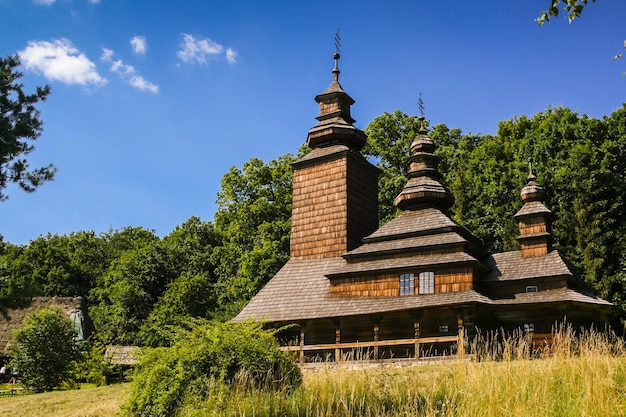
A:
[124, 320, 302, 417]
[8, 308, 81, 392]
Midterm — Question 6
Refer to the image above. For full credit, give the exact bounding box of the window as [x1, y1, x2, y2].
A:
[418, 271, 435, 294]
[400, 273, 414, 296]
[526, 285, 538, 293]
[438, 325, 449, 333]
[523, 323, 535, 333]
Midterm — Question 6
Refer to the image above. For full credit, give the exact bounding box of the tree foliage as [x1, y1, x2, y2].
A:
[212, 154, 296, 319]
[8, 307, 80, 392]
[537, 0, 596, 25]
[0, 55, 56, 201]
[124, 320, 302, 417]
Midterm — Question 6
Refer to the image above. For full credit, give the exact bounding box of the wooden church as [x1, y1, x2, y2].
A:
[233, 52, 618, 362]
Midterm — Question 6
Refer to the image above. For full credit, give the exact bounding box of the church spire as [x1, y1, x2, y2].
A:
[394, 106, 455, 211]
[306, 36, 367, 151]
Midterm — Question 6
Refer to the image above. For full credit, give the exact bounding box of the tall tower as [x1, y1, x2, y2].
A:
[290, 52, 379, 259]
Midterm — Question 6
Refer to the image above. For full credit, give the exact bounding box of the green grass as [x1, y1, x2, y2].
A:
[0, 383, 130, 417]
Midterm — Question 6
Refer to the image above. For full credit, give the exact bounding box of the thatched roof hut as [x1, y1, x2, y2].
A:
[0, 296, 87, 356]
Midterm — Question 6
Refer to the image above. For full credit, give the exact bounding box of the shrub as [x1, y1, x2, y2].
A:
[124, 320, 301, 417]
[8, 307, 81, 392]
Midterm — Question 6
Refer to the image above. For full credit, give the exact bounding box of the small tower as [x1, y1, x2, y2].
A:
[394, 117, 455, 211]
[514, 158, 552, 258]
[290, 50, 379, 259]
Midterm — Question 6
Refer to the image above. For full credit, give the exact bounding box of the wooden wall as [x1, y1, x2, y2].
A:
[518, 216, 550, 257]
[329, 266, 474, 296]
[290, 150, 378, 259]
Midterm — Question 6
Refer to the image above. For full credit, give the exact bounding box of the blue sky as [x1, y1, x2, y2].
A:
[1, 0, 624, 245]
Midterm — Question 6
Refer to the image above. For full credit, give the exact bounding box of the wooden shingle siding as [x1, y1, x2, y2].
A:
[521, 242, 549, 258]
[435, 267, 473, 293]
[291, 156, 348, 258]
[291, 146, 378, 259]
[330, 267, 473, 296]
[519, 217, 548, 235]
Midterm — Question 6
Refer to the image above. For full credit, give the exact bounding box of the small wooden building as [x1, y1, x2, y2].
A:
[233, 53, 618, 362]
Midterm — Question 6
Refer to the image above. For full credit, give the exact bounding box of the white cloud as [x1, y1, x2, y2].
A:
[129, 76, 158, 93]
[225, 48, 237, 64]
[100, 47, 158, 94]
[88, 0, 100, 3]
[177, 33, 224, 64]
[100, 48, 114, 62]
[130, 36, 147, 56]
[19, 39, 106, 87]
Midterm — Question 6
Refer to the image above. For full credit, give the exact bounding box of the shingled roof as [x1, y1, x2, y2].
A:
[233, 253, 612, 324]
[483, 250, 572, 282]
[233, 257, 493, 323]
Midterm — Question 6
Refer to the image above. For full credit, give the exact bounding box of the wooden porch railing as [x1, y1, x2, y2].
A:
[281, 335, 459, 363]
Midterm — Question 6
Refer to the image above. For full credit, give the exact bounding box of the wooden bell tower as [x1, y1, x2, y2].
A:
[290, 52, 379, 259]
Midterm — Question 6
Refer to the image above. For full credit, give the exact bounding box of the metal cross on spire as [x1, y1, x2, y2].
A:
[418, 92, 425, 118]
[334, 28, 341, 55]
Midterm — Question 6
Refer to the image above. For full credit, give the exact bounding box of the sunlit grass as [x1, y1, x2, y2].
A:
[2, 327, 625, 417]
[0, 383, 130, 417]
[176, 326, 626, 417]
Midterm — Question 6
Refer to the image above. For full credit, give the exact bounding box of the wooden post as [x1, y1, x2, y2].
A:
[299, 327, 305, 365]
[409, 310, 424, 361]
[453, 310, 465, 358]
[371, 315, 382, 360]
[414, 321, 421, 361]
[333, 319, 341, 362]
[373, 324, 380, 359]
[298, 321, 312, 365]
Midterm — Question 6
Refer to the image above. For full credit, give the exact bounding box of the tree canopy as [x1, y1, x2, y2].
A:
[0, 55, 56, 201]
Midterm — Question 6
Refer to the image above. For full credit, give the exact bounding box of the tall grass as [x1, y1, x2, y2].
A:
[172, 325, 626, 417]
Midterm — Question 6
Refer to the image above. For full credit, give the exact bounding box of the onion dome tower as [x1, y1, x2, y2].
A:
[394, 117, 455, 211]
[514, 158, 552, 258]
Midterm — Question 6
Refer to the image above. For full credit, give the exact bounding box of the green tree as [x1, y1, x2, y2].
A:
[0, 231, 111, 306]
[90, 241, 175, 345]
[138, 217, 220, 347]
[212, 154, 296, 319]
[8, 308, 80, 392]
[362, 110, 420, 224]
[0, 55, 56, 201]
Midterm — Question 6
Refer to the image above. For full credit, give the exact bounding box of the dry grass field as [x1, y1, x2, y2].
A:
[2, 329, 626, 417]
